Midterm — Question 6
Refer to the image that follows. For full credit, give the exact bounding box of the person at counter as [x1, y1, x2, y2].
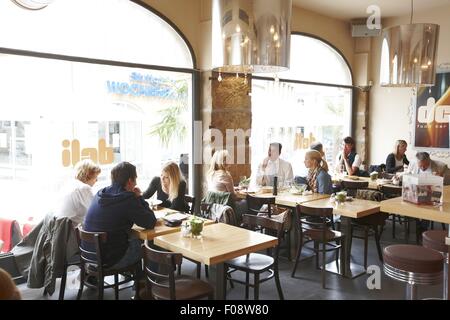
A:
[255, 142, 293, 187]
[334, 136, 361, 176]
[386, 140, 409, 174]
[305, 150, 332, 194]
[407, 152, 450, 184]
[142, 161, 189, 212]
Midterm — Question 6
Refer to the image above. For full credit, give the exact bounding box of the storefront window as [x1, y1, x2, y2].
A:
[0, 0, 194, 227]
[251, 34, 352, 179]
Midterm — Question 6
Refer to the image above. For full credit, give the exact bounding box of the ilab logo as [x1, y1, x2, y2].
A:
[62, 139, 114, 167]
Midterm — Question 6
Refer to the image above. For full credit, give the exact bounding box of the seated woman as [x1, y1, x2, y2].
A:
[305, 150, 332, 194]
[54, 159, 101, 227]
[142, 161, 188, 212]
[386, 139, 409, 174]
[334, 136, 362, 176]
[207, 149, 237, 198]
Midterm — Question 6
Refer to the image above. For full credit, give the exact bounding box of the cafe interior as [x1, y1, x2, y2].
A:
[1, 0, 450, 301]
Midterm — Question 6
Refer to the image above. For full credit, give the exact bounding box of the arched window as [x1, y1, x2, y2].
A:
[250, 34, 353, 183]
[0, 0, 194, 225]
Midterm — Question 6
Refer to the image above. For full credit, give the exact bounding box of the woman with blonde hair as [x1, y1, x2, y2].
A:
[54, 159, 101, 226]
[142, 161, 188, 212]
[207, 150, 236, 198]
[305, 150, 332, 194]
[386, 140, 409, 173]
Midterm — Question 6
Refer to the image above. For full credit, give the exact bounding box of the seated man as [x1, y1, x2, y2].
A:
[407, 151, 450, 185]
[255, 142, 293, 187]
[83, 162, 156, 270]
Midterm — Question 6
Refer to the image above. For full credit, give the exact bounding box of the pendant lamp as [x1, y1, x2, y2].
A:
[11, 0, 53, 10]
[380, 0, 439, 87]
[212, 0, 292, 74]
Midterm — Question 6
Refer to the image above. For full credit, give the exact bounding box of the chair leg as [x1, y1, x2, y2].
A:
[274, 267, 284, 300]
[98, 276, 104, 300]
[363, 227, 369, 270]
[245, 272, 249, 300]
[392, 215, 396, 239]
[441, 223, 446, 231]
[134, 265, 141, 300]
[114, 274, 119, 300]
[286, 230, 291, 261]
[373, 226, 383, 263]
[77, 268, 85, 300]
[321, 241, 326, 289]
[404, 219, 409, 243]
[59, 265, 67, 300]
[205, 265, 209, 278]
[314, 241, 319, 269]
[254, 273, 260, 300]
[291, 234, 303, 277]
[431, 221, 435, 230]
[196, 263, 201, 279]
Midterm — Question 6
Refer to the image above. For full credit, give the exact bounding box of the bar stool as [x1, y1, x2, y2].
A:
[383, 244, 443, 300]
[422, 230, 449, 300]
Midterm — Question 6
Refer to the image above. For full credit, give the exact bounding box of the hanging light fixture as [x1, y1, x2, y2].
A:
[380, 0, 439, 87]
[212, 0, 292, 74]
[11, 0, 54, 10]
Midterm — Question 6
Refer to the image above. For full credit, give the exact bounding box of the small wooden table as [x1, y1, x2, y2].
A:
[333, 175, 401, 191]
[154, 223, 278, 300]
[133, 207, 214, 241]
[302, 197, 381, 278]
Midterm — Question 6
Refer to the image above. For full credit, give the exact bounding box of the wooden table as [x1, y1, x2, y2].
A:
[154, 223, 278, 299]
[333, 175, 401, 191]
[380, 185, 450, 299]
[133, 207, 214, 241]
[302, 197, 381, 278]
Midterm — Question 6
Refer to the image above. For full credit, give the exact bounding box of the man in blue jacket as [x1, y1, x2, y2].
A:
[84, 161, 156, 269]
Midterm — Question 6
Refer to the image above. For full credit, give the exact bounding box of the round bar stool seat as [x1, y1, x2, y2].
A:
[423, 230, 448, 255]
[422, 230, 449, 300]
[383, 244, 444, 300]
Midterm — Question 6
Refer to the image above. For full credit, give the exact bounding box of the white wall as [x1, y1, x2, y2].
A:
[369, 4, 450, 166]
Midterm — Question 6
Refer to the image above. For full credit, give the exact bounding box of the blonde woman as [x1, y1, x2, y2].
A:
[142, 161, 188, 212]
[305, 150, 332, 194]
[207, 150, 236, 198]
[386, 140, 409, 173]
[54, 159, 101, 226]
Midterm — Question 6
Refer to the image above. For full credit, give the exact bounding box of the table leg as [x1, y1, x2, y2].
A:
[339, 216, 366, 278]
[215, 263, 226, 300]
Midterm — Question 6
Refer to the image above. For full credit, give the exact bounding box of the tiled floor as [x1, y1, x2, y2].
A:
[18, 221, 445, 300]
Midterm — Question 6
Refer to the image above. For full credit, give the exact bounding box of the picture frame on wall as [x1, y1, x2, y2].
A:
[413, 68, 450, 154]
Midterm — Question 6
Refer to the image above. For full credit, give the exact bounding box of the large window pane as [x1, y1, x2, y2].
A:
[0, 0, 193, 69]
[251, 80, 351, 178]
[0, 54, 192, 222]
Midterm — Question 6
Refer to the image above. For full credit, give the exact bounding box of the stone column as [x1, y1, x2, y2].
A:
[200, 71, 252, 195]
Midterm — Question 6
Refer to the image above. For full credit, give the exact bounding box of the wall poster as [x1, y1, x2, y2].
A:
[414, 72, 450, 151]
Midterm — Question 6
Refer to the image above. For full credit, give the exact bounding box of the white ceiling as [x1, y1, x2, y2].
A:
[292, 0, 450, 20]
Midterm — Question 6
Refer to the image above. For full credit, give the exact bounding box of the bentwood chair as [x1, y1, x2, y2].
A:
[292, 205, 344, 289]
[76, 226, 141, 300]
[225, 214, 284, 300]
[142, 243, 213, 300]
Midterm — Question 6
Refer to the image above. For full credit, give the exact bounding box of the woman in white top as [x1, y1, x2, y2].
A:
[207, 150, 237, 198]
[54, 159, 101, 226]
